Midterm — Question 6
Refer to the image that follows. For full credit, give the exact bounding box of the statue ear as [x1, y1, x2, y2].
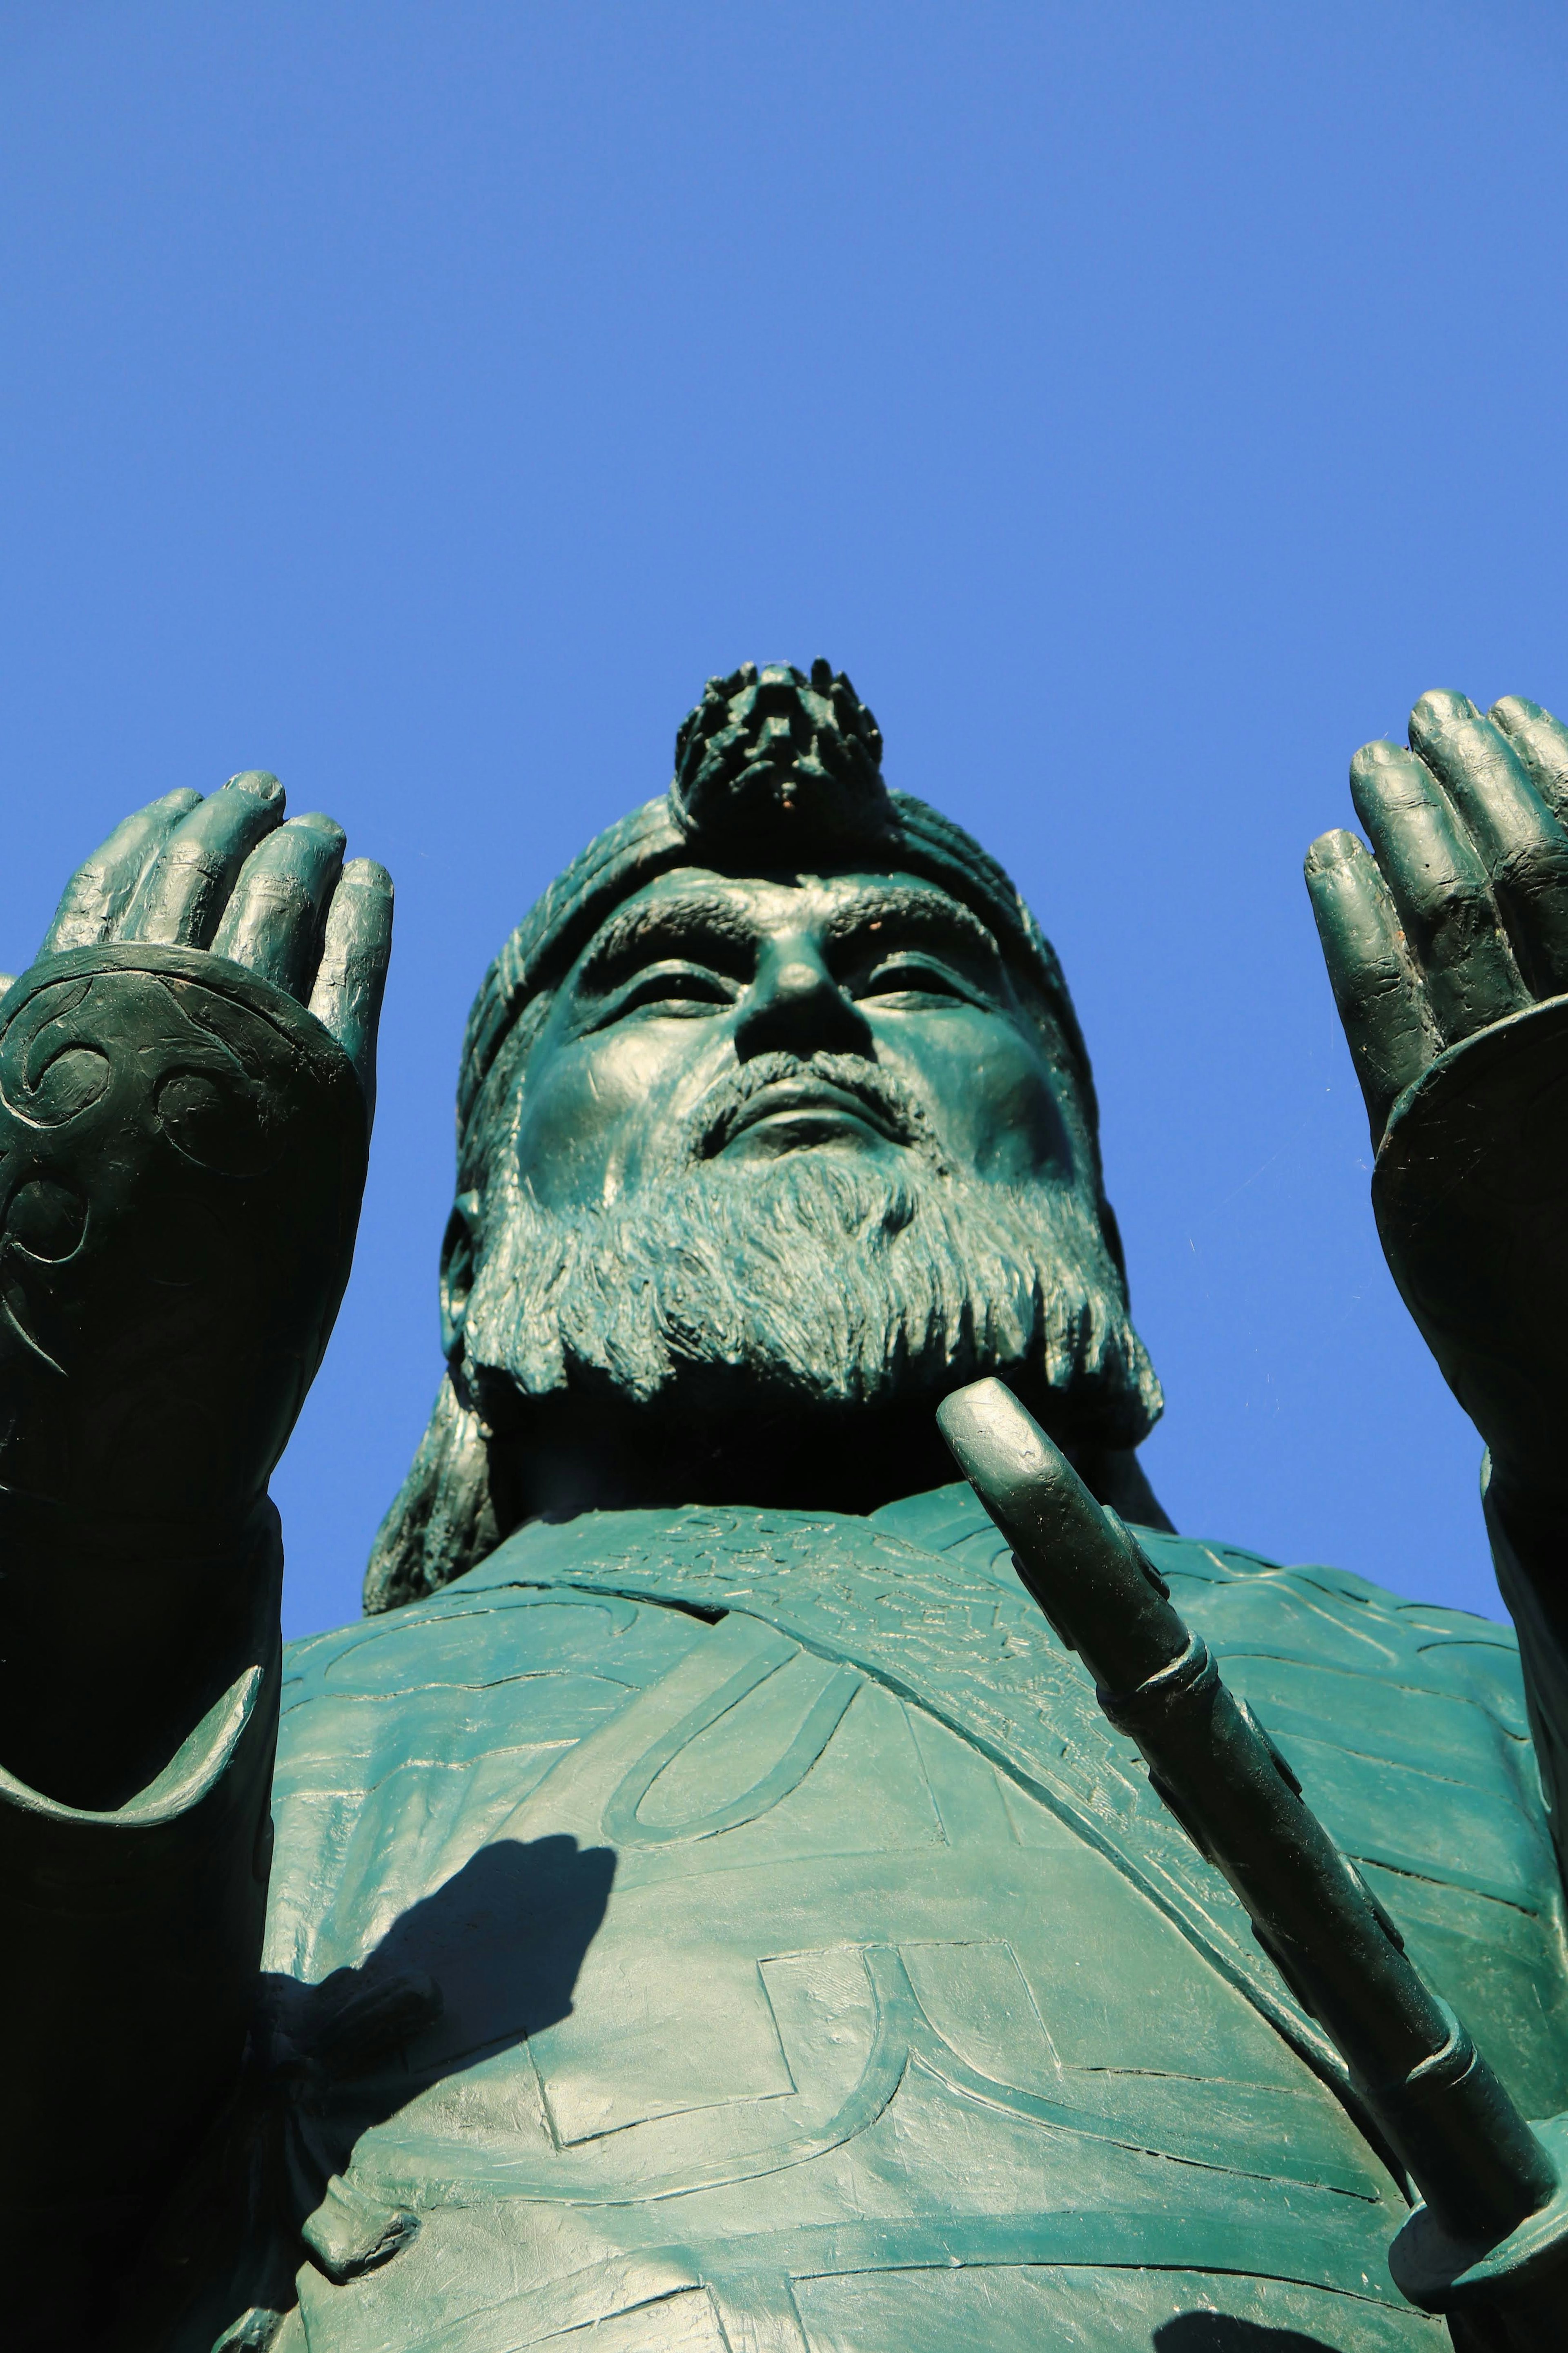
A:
[440, 1190, 483, 1361]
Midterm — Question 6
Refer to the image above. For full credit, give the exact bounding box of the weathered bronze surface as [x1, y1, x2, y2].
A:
[7, 667, 1568, 2348]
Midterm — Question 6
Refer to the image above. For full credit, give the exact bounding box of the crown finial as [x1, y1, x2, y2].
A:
[670, 661, 889, 856]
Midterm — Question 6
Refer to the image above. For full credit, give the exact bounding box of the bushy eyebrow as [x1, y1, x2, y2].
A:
[574, 892, 756, 992]
[826, 886, 1002, 967]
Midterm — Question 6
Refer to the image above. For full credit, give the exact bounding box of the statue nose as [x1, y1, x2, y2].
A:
[735, 952, 872, 1061]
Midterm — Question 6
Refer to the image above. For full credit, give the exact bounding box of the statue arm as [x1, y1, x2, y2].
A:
[1487, 1481, 1568, 1883]
[0, 781, 390, 2333]
[1307, 691, 1568, 1894]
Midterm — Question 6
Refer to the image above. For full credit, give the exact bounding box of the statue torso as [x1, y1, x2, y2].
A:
[244, 1488, 1566, 2351]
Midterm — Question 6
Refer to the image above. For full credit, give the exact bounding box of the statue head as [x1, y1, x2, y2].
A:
[365, 662, 1162, 1610]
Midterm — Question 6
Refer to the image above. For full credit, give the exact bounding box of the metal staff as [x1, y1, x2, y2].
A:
[938, 1377, 1568, 2348]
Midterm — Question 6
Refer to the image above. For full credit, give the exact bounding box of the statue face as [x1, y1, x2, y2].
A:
[451, 859, 1157, 1463]
[511, 867, 1079, 1211]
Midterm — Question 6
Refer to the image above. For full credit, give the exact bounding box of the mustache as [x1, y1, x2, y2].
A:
[686, 1051, 941, 1165]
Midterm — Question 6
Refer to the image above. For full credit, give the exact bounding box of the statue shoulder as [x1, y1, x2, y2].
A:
[870, 1480, 1528, 1729]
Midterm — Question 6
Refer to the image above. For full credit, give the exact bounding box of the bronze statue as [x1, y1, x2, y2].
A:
[6, 664, 1568, 2349]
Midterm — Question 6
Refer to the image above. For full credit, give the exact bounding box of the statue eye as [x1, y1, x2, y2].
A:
[600, 964, 734, 1023]
[858, 957, 971, 1004]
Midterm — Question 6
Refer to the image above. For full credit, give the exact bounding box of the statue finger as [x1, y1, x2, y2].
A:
[307, 858, 393, 1127]
[40, 788, 202, 954]
[1489, 696, 1568, 830]
[1304, 829, 1439, 1142]
[1407, 690, 1568, 997]
[120, 769, 285, 948]
[1348, 738, 1528, 1042]
[210, 813, 346, 999]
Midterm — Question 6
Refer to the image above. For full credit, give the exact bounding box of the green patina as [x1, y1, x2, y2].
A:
[4, 668, 1568, 2349]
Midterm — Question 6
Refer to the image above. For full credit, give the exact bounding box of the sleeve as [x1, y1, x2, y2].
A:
[0, 944, 368, 2339]
[0, 1528, 279, 2345]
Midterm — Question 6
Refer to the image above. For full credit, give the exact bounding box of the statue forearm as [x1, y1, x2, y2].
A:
[0, 1506, 282, 2338]
[1485, 1469, 1568, 1892]
[0, 943, 368, 2318]
[0, 1494, 281, 1806]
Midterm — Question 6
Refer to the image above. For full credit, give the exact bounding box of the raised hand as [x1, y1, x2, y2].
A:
[37, 769, 392, 1119]
[0, 770, 394, 1571]
[1307, 692, 1568, 1507]
[1307, 694, 1568, 1136]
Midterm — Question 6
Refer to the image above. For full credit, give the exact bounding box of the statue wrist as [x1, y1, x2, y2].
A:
[0, 942, 367, 1520]
[1371, 999, 1568, 1476]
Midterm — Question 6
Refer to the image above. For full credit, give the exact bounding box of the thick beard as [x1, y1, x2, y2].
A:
[462, 1099, 1161, 1450]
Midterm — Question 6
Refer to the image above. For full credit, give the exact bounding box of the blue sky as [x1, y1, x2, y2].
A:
[5, 0, 1567, 1634]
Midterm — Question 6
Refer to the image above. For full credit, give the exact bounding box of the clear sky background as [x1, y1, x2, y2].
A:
[4, 0, 1566, 1637]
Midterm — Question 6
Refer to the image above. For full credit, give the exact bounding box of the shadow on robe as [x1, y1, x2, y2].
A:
[1155, 2317, 1339, 2351]
[118, 1833, 615, 2352]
